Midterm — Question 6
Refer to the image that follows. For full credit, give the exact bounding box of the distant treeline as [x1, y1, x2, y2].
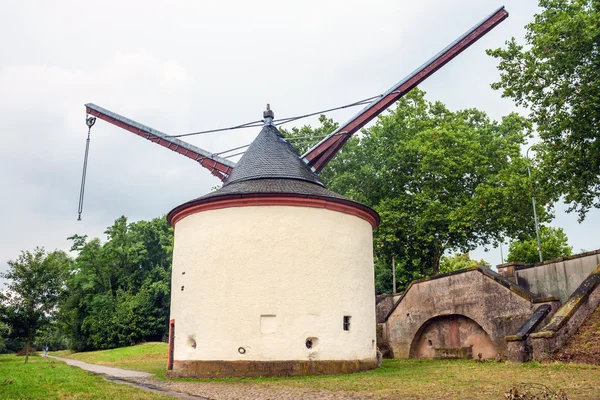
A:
[1, 216, 173, 353]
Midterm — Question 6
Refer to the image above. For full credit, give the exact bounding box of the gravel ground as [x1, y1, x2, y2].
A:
[131, 377, 379, 400]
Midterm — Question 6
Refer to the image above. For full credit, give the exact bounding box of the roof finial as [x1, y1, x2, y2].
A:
[263, 104, 274, 125]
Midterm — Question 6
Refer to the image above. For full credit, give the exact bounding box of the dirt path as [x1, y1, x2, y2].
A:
[49, 356, 154, 378]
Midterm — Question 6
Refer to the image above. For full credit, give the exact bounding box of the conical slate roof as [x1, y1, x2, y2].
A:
[225, 125, 323, 186]
[167, 123, 379, 227]
[195, 124, 349, 201]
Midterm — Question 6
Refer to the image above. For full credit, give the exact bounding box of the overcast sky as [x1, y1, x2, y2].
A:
[1, 0, 598, 278]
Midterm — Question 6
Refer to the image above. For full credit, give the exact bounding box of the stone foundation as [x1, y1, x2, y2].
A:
[167, 359, 379, 378]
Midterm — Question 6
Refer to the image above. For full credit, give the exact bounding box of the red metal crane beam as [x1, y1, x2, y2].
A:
[85, 103, 235, 181]
[302, 6, 509, 173]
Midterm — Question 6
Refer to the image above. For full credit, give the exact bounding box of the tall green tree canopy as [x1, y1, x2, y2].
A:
[282, 115, 339, 155]
[286, 89, 548, 292]
[0, 296, 10, 353]
[61, 216, 173, 351]
[488, 0, 600, 220]
[507, 225, 573, 264]
[0, 322, 9, 353]
[0, 248, 70, 361]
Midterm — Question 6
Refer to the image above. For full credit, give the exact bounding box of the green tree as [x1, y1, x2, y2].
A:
[284, 89, 549, 293]
[0, 322, 9, 353]
[60, 216, 173, 351]
[0, 297, 10, 353]
[507, 225, 573, 264]
[0, 248, 70, 362]
[281, 115, 339, 155]
[439, 253, 491, 274]
[33, 320, 67, 351]
[487, 0, 600, 221]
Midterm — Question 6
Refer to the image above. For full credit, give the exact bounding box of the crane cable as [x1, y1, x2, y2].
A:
[77, 116, 96, 221]
[172, 94, 384, 138]
[74, 93, 383, 218]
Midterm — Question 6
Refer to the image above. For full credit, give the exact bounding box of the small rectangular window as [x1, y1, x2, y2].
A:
[343, 316, 351, 331]
[260, 315, 277, 334]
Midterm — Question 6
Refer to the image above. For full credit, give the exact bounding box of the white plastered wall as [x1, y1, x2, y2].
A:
[170, 204, 376, 362]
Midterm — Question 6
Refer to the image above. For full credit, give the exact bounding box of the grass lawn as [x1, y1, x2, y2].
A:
[53, 343, 600, 399]
[0, 353, 170, 399]
[255, 359, 600, 399]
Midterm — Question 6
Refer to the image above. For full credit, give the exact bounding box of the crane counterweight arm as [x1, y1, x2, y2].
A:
[302, 6, 509, 173]
[85, 103, 236, 181]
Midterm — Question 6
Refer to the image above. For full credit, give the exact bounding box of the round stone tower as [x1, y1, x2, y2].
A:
[166, 115, 379, 378]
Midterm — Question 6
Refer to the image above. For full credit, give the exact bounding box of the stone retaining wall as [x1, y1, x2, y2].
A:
[498, 250, 600, 303]
[384, 267, 559, 360]
[530, 265, 600, 360]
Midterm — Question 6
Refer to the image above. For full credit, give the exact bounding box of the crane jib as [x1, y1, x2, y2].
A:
[76, 104, 236, 219]
[302, 6, 509, 173]
[84, 103, 235, 180]
[77, 5, 509, 217]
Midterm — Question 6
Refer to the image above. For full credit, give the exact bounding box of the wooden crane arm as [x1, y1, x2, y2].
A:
[85, 104, 235, 181]
[302, 6, 509, 173]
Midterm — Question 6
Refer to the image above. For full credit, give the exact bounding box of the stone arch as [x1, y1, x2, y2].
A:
[409, 314, 497, 360]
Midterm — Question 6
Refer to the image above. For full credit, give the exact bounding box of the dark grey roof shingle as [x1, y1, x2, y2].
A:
[225, 125, 323, 186]
[192, 124, 348, 202]
[198, 178, 348, 201]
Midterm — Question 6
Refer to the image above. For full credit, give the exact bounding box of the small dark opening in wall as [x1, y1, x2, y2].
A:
[305, 339, 313, 349]
[182, 271, 185, 275]
[428, 339, 433, 346]
[343, 316, 351, 331]
[188, 337, 196, 349]
[181, 286, 185, 291]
